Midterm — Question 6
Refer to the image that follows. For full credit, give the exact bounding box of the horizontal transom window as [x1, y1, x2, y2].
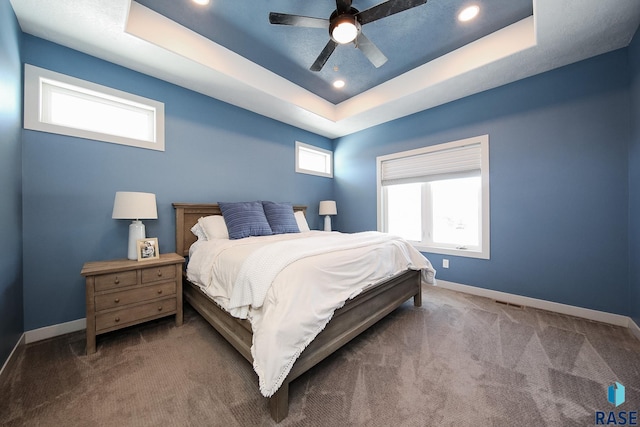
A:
[24, 64, 165, 151]
[295, 141, 333, 178]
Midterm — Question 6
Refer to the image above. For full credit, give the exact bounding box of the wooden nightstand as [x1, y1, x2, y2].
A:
[81, 253, 185, 354]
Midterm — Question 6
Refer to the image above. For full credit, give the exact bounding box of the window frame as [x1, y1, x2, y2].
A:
[377, 135, 490, 259]
[24, 64, 165, 151]
[295, 141, 333, 178]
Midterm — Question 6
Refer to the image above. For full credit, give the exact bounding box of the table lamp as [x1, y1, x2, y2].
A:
[112, 191, 158, 260]
[319, 200, 337, 232]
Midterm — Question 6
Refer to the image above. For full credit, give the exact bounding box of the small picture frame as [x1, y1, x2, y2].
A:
[137, 238, 159, 261]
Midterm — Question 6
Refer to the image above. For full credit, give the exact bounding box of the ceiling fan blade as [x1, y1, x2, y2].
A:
[269, 12, 329, 29]
[356, 0, 428, 25]
[310, 40, 338, 72]
[356, 33, 388, 68]
[335, 0, 353, 14]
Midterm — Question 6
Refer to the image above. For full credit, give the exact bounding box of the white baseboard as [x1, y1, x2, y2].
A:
[1, 319, 86, 378]
[0, 333, 25, 379]
[13, 286, 640, 346]
[435, 279, 630, 327]
[24, 318, 86, 344]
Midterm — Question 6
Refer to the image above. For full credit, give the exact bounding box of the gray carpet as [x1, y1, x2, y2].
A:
[1, 285, 639, 426]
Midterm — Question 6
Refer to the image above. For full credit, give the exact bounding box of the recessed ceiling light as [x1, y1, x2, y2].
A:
[333, 80, 345, 89]
[458, 5, 479, 22]
[193, 0, 210, 5]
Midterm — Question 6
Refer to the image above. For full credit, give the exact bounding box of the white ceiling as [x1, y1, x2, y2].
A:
[9, 0, 640, 139]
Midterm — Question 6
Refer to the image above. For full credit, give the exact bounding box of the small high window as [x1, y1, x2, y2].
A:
[295, 141, 333, 178]
[24, 64, 165, 151]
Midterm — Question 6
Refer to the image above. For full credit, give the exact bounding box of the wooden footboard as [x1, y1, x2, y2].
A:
[174, 203, 422, 422]
[182, 269, 421, 421]
[270, 269, 421, 421]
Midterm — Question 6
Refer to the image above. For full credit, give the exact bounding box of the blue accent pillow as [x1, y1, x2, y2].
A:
[262, 201, 300, 234]
[218, 201, 273, 239]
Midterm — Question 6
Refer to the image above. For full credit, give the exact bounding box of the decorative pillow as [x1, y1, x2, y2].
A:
[262, 201, 300, 234]
[190, 222, 208, 241]
[218, 201, 273, 239]
[294, 210, 311, 232]
[198, 215, 229, 240]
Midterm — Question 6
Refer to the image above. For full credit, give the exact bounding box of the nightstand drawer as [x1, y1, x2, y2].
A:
[95, 298, 177, 331]
[95, 270, 137, 291]
[94, 282, 177, 311]
[141, 265, 176, 284]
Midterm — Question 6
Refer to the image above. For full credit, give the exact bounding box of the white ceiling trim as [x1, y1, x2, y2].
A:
[124, 2, 537, 138]
[10, 0, 640, 139]
[125, 2, 339, 126]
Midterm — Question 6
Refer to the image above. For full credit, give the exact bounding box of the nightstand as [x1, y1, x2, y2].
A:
[81, 252, 185, 354]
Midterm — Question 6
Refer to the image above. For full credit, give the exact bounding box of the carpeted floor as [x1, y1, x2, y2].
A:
[1, 285, 639, 426]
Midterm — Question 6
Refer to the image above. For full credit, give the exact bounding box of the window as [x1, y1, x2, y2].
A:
[24, 64, 165, 151]
[377, 135, 490, 259]
[295, 141, 333, 178]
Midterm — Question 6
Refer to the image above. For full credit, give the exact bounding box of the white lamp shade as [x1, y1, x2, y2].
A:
[319, 200, 337, 216]
[112, 192, 158, 220]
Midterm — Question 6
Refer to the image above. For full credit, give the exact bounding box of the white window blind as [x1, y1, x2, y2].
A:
[380, 143, 481, 186]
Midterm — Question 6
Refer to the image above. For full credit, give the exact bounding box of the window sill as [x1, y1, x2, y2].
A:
[412, 243, 490, 260]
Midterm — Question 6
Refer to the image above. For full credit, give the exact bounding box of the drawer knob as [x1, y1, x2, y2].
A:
[115, 317, 120, 322]
[157, 270, 163, 277]
[157, 289, 163, 294]
[158, 306, 163, 311]
[114, 277, 120, 284]
[114, 298, 120, 303]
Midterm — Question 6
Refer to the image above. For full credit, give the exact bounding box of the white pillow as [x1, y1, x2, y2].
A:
[198, 215, 230, 240]
[190, 222, 208, 241]
[294, 210, 310, 232]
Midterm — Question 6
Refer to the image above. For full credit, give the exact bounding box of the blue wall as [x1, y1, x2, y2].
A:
[5, 8, 640, 359]
[0, 0, 23, 366]
[21, 36, 333, 330]
[334, 49, 632, 316]
[629, 28, 640, 327]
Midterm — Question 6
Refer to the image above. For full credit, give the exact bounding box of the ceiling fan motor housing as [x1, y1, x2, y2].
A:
[269, 0, 428, 71]
[329, 8, 361, 44]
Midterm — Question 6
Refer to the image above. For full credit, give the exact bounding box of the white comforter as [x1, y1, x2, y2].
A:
[187, 231, 435, 397]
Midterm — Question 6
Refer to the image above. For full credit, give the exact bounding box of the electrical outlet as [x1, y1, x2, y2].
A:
[443, 259, 449, 269]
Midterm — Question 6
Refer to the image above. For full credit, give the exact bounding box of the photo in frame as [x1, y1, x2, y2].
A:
[137, 237, 159, 261]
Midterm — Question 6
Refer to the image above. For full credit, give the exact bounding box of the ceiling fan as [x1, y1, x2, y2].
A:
[269, 0, 428, 72]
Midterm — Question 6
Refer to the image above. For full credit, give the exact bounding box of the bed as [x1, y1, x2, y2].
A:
[173, 202, 433, 422]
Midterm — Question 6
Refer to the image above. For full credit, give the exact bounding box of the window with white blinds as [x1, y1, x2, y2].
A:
[377, 135, 490, 259]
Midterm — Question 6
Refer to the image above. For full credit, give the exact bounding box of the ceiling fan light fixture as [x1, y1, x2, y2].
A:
[330, 15, 360, 44]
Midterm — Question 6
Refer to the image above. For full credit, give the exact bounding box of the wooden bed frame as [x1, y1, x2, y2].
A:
[173, 203, 422, 422]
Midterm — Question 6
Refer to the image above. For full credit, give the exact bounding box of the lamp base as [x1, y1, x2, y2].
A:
[128, 220, 146, 260]
[324, 215, 332, 232]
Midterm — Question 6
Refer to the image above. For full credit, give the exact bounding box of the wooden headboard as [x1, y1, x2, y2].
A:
[173, 203, 308, 257]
